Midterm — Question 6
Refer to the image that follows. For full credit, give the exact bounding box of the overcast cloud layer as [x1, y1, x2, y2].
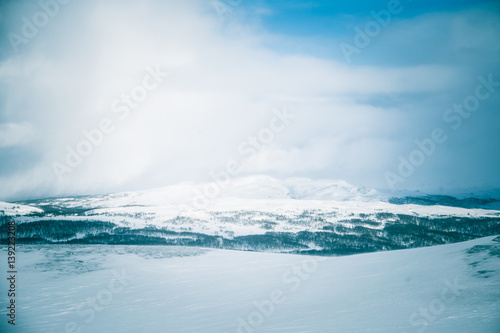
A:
[0, 0, 499, 201]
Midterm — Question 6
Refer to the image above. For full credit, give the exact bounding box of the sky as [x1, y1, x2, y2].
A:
[0, 0, 499, 201]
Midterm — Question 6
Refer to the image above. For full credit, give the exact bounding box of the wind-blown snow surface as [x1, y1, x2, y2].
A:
[0, 236, 499, 332]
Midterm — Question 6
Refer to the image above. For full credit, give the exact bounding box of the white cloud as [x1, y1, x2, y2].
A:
[0, 0, 499, 200]
[0, 122, 35, 147]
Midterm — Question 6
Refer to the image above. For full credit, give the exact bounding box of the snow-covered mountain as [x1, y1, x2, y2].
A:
[210, 175, 379, 200]
[1, 175, 499, 255]
[0, 201, 43, 216]
[7, 175, 380, 210]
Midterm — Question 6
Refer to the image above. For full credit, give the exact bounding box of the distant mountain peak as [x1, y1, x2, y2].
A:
[203, 175, 379, 201]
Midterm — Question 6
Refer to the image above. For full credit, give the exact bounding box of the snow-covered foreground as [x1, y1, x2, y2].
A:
[1, 236, 499, 332]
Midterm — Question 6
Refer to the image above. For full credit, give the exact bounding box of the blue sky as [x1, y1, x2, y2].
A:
[244, 0, 484, 36]
[0, 0, 499, 200]
[231, 0, 499, 65]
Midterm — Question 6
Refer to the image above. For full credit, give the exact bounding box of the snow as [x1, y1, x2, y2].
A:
[13, 175, 381, 210]
[0, 201, 43, 216]
[1, 236, 499, 332]
[6, 176, 499, 238]
[30, 198, 495, 238]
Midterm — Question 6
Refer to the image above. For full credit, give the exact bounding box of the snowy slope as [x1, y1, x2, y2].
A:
[3, 176, 499, 255]
[1, 236, 499, 332]
[0, 201, 44, 216]
[9, 175, 499, 235]
[71, 197, 500, 239]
